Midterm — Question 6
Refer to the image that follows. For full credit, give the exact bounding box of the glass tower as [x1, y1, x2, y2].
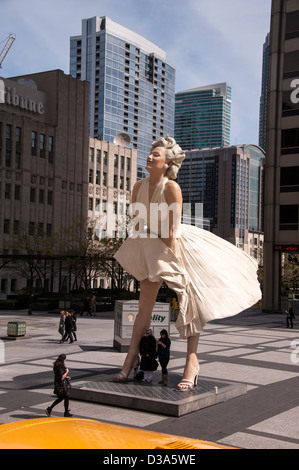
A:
[174, 83, 231, 150]
[178, 145, 264, 248]
[259, 33, 270, 151]
[70, 16, 175, 178]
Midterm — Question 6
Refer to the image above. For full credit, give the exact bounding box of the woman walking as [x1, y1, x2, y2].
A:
[45, 354, 72, 417]
[58, 310, 65, 343]
[61, 312, 74, 343]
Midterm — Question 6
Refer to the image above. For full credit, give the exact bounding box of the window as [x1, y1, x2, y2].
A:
[97, 149, 101, 164]
[31, 131, 37, 155]
[39, 189, 44, 204]
[89, 147, 94, 163]
[16, 127, 21, 144]
[281, 128, 299, 154]
[15, 152, 21, 169]
[40, 134, 45, 158]
[280, 204, 298, 230]
[3, 219, 10, 234]
[29, 222, 35, 235]
[103, 151, 108, 165]
[5, 183, 10, 199]
[47, 191, 53, 205]
[114, 174, 118, 188]
[89, 169, 94, 184]
[13, 220, 19, 234]
[6, 124, 11, 141]
[46, 224, 52, 236]
[48, 136, 54, 162]
[11, 279, 17, 293]
[5, 150, 11, 167]
[89, 198, 93, 210]
[114, 154, 118, 167]
[283, 51, 299, 78]
[30, 187, 36, 203]
[96, 171, 100, 185]
[285, 10, 299, 39]
[282, 90, 299, 117]
[127, 157, 131, 171]
[280, 167, 299, 192]
[15, 185, 20, 200]
[102, 172, 107, 186]
[1, 279, 7, 294]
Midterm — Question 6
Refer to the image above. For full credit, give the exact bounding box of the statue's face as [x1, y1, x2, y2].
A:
[146, 146, 167, 170]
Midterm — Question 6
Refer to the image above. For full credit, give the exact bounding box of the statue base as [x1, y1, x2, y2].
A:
[69, 370, 246, 417]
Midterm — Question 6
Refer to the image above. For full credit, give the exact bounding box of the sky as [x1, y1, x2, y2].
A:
[0, 0, 272, 146]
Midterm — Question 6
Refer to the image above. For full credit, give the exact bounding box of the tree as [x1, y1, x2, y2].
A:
[9, 223, 58, 292]
[55, 216, 132, 292]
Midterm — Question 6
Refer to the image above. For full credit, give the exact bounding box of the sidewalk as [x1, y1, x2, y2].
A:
[0, 306, 298, 449]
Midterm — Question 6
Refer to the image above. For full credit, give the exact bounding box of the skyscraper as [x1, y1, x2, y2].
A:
[259, 33, 270, 151]
[263, 0, 299, 312]
[174, 83, 231, 150]
[177, 144, 264, 260]
[70, 16, 176, 178]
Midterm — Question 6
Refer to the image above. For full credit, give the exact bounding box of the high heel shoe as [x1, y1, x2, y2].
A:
[112, 371, 128, 382]
[175, 366, 199, 392]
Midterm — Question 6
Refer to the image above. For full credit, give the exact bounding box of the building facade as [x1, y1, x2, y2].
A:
[88, 137, 137, 240]
[0, 69, 90, 294]
[263, 0, 299, 312]
[177, 144, 264, 260]
[0, 69, 138, 295]
[174, 83, 232, 151]
[70, 16, 176, 178]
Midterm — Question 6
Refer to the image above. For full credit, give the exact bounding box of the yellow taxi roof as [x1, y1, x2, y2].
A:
[0, 418, 232, 449]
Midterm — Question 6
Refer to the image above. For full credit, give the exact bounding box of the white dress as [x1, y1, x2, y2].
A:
[114, 177, 261, 339]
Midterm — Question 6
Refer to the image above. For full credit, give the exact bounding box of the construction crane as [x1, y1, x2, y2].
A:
[0, 33, 16, 68]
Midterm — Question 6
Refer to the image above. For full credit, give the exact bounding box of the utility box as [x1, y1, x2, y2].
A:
[114, 300, 170, 352]
[7, 321, 26, 337]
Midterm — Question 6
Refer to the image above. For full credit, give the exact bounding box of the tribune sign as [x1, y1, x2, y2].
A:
[0, 76, 45, 116]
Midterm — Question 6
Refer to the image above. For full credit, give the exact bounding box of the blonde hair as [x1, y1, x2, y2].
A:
[151, 135, 185, 180]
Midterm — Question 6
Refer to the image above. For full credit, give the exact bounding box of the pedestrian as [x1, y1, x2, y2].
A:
[90, 295, 96, 316]
[80, 296, 91, 316]
[286, 303, 295, 328]
[27, 293, 34, 315]
[61, 312, 74, 343]
[157, 329, 171, 386]
[58, 310, 65, 343]
[70, 311, 77, 341]
[139, 329, 158, 383]
[45, 354, 72, 417]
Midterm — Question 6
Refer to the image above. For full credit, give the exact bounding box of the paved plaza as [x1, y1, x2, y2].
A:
[0, 303, 298, 449]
